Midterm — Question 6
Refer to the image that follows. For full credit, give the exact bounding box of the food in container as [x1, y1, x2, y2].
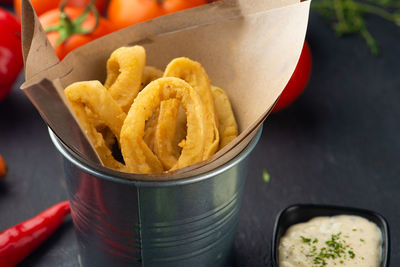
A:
[279, 215, 382, 267]
[20, 0, 312, 265]
[271, 204, 390, 267]
[64, 46, 238, 174]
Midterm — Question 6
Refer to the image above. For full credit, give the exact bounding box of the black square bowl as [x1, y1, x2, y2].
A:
[271, 204, 390, 267]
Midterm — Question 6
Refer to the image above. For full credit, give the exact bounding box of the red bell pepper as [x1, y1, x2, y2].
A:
[0, 201, 71, 267]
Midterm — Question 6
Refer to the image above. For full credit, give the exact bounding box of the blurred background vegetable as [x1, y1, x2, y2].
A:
[313, 0, 400, 55]
[6, 0, 312, 111]
[40, 0, 115, 60]
[272, 41, 312, 113]
[273, 0, 400, 112]
[0, 7, 22, 102]
[0, 154, 7, 178]
[14, 0, 213, 59]
[13, 0, 107, 18]
[163, 0, 208, 13]
[0, 201, 71, 267]
[107, 0, 207, 30]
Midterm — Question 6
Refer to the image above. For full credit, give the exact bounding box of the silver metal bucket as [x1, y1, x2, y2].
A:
[49, 127, 262, 267]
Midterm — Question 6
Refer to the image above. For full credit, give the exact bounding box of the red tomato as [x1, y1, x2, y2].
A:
[107, 0, 208, 30]
[39, 7, 115, 60]
[272, 41, 312, 112]
[163, 0, 207, 14]
[107, 0, 164, 30]
[14, 0, 108, 19]
[0, 8, 23, 102]
[67, 0, 107, 14]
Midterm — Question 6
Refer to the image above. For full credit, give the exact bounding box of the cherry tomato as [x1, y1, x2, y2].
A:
[0, 8, 23, 102]
[39, 7, 115, 60]
[67, 0, 107, 14]
[107, 0, 208, 30]
[163, 0, 207, 14]
[14, 0, 108, 19]
[107, 0, 164, 30]
[272, 41, 312, 112]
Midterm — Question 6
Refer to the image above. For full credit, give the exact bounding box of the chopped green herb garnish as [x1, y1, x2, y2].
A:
[360, 238, 365, 242]
[352, 228, 357, 231]
[300, 233, 356, 267]
[301, 236, 312, 243]
[348, 250, 355, 259]
[262, 169, 270, 183]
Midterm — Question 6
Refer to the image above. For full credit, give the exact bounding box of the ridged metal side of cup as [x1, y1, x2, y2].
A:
[50, 127, 262, 267]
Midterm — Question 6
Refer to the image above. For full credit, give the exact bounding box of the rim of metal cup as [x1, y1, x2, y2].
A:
[48, 126, 262, 187]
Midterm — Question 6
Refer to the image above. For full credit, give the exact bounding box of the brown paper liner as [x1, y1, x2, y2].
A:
[21, 0, 311, 180]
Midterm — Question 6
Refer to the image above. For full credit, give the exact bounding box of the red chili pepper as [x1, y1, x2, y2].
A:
[0, 7, 23, 102]
[0, 201, 71, 267]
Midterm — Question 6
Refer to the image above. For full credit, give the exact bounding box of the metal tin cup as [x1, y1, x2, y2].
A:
[49, 127, 262, 267]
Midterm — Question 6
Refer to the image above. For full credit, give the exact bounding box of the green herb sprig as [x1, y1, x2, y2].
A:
[312, 0, 400, 55]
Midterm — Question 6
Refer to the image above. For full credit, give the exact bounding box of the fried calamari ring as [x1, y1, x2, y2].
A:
[143, 106, 159, 152]
[142, 66, 164, 88]
[147, 100, 186, 169]
[104, 46, 145, 112]
[65, 81, 126, 170]
[153, 98, 181, 170]
[173, 105, 187, 151]
[163, 57, 219, 159]
[84, 107, 116, 149]
[211, 86, 238, 148]
[120, 77, 206, 174]
[142, 66, 164, 151]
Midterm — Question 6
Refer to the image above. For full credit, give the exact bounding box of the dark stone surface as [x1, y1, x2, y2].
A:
[0, 10, 399, 267]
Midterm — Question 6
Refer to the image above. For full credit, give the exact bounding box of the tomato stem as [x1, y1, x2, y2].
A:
[44, 0, 100, 47]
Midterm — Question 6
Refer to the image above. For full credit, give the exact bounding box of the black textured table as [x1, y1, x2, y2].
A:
[0, 10, 399, 267]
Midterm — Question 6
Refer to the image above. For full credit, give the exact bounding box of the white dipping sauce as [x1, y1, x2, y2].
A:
[279, 215, 382, 267]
